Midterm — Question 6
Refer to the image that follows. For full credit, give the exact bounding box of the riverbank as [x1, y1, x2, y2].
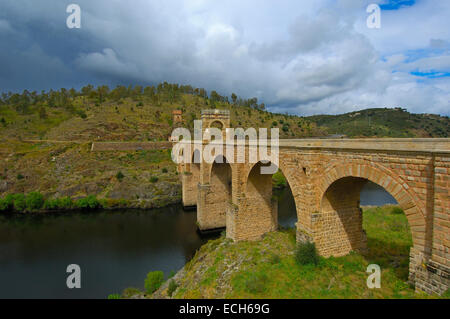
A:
[0, 191, 181, 214]
[124, 205, 449, 299]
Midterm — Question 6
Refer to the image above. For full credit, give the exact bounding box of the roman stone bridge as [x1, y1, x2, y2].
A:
[177, 110, 450, 295]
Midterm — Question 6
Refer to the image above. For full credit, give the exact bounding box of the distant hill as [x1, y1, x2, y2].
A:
[0, 83, 326, 142]
[0, 83, 448, 205]
[0, 84, 448, 141]
[307, 107, 449, 138]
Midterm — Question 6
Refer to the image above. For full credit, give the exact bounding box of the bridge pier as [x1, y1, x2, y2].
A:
[181, 163, 199, 209]
[197, 183, 227, 230]
[226, 162, 278, 241]
[226, 197, 278, 241]
[312, 177, 368, 257]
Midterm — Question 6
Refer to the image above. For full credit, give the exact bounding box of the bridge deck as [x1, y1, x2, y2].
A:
[278, 138, 450, 153]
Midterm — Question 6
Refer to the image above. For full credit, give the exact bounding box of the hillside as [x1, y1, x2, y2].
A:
[146, 206, 446, 299]
[0, 83, 448, 205]
[307, 107, 449, 138]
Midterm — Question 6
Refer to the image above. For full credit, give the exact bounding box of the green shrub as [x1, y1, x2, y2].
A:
[244, 272, 268, 294]
[17, 174, 24, 180]
[75, 195, 101, 210]
[13, 194, 26, 211]
[0, 199, 6, 211]
[162, 168, 168, 173]
[144, 271, 164, 294]
[59, 196, 73, 209]
[107, 294, 120, 299]
[295, 241, 319, 266]
[150, 176, 159, 183]
[43, 198, 59, 210]
[272, 170, 287, 189]
[25, 192, 44, 210]
[116, 171, 125, 182]
[0, 194, 14, 211]
[167, 279, 178, 297]
[391, 206, 404, 215]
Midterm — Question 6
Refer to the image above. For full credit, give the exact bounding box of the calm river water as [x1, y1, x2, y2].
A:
[0, 181, 396, 298]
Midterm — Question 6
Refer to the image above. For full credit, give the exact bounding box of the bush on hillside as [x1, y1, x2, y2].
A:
[167, 279, 178, 297]
[0, 194, 14, 212]
[25, 192, 44, 210]
[75, 195, 101, 210]
[144, 271, 164, 294]
[244, 272, 268, 294]
[295, 241, 319, 266]
[12, 194, 26, 211]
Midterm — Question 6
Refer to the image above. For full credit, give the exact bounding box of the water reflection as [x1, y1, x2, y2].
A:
[0, 207, 210, 299]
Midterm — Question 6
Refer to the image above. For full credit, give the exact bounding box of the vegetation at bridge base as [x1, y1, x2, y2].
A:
[295, 241, 319, 266]
[146, 205, 447, 299]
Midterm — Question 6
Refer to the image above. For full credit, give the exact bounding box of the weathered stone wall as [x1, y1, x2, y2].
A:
[181, 162, 199, 207]
[91, 141, 172, 151]
[197, 161, 232, 230]
[226, 162, 277, 241]
[313, 177, 367, 257]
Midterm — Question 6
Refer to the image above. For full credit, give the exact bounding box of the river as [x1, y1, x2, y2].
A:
[0, 181, 396, 298]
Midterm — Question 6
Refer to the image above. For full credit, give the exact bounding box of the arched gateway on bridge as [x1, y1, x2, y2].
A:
[176, 109, 449, 295]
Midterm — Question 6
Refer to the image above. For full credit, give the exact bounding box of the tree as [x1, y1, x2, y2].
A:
[39, 106, 48, 119]
[97, 85, 110, 104]
[144, 271, 164, 294]
[231, 93, 237, 105]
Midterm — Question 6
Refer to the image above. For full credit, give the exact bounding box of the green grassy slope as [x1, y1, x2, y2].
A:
[149, 205, 447, 299]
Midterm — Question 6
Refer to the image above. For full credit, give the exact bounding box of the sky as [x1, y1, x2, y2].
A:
[0, 0, 449, 116]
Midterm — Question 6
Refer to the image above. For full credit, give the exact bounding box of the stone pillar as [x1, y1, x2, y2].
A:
[227, 163, 278, 241]
[227, 197, 277, 241]
[197, 182, 228, 230]
[181, 163, 200, 208]
[312, 177, 368, 257]
[412, 154, 449, 295]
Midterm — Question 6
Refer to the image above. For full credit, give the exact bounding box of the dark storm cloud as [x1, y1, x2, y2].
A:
[0, 0, 448, 115]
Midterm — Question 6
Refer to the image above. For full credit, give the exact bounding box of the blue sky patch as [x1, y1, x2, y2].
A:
[410, 71, 450, 78]
[380, 0, 416, 10]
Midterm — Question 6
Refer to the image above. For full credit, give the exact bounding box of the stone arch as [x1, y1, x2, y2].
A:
[242, 157, 307, 230]
[209, 120, 225, 129]
[315, 162, 427, 282]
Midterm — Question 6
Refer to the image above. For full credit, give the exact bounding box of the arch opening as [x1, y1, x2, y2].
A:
[231, 161, 299, 241]
[319, 176, 414, 281]
[272, 169, 297, 229]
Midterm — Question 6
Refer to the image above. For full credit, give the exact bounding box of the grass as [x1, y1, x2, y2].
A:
[170, 205, 444, 299]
